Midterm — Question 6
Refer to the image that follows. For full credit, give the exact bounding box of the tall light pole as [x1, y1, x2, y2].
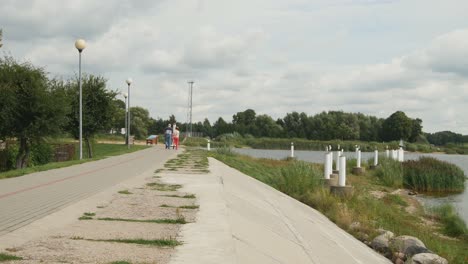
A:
[123, 93, 128, 145]
[126, 78, 133, 148]
[75, 39, 86, 160]
[187, 81, 194, 137]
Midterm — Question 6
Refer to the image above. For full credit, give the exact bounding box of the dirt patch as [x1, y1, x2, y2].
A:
[6, 174, 198, 264]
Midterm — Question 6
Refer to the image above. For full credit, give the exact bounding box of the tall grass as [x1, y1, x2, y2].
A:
[430, 204, 468, 239]
[403, 157, 466, 193]
[374, 157, 403, 187]
[272, 161, 323, 200]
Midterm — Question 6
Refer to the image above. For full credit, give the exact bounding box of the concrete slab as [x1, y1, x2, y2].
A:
[166, 158, 390, 264]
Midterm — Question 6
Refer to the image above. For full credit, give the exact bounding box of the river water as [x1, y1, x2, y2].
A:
[233, 148, 468, 223]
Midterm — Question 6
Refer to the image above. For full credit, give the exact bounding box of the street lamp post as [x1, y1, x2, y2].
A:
[75, 39, 86, 160]
[123, 93, 128, 145]
[126, 78, 133, 148]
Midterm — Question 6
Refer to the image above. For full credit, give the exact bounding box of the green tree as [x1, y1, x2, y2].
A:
[129, 106, 151, 139]
[109, 98, 125, 134]
[0, 29, 3, 48]
[201, 118, 213, 138]
[255, 114, 283, 137]
[0, 57, 69, 168]
[381, 111, 414, 142]
[232, 109, 257, 135]
[66, 75, 117, 158]
[282, 112, 306, 138]
[409, 118, 423, 142]
[213, 117, 231, 137]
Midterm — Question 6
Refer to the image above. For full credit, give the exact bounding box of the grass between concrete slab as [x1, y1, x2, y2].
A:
[118, 190, 132, 195]
[0, 253, 23, 261]
[161, 194, 196, 199]
[74, 238, 181, 247]
[96, 217, 187, 224]
[146, 182, 182, 191]
[160, 204, 199, 209]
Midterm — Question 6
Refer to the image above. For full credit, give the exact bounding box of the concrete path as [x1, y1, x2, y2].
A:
[164, 158, 391, 264]
[0, 145, 176, 237]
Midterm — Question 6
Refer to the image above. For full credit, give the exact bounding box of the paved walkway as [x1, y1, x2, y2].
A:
[164, 158, 390, 264]
[1, 151, 391, 263]
[0, 145, 176, 237]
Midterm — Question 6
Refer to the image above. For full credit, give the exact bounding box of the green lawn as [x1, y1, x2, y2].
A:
[0, 143, 149, 180]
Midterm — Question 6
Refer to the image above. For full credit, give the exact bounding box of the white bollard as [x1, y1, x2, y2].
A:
[207, 139, 211, 151]
[290, 142, 294, 158]
[386, 149, 389, 158]
[324, 152, 331, 179]
[328, 152, 333, 176]
[374, 150, 378, 166]
[336, 150, 341, 171]
[398, 147, 404, 162]
[339, 156, 346, 187]
[391, 149, 396, 160]
[357, 150, 361, 168]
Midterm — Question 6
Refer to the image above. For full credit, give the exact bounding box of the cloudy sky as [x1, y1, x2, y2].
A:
[2, 0, 468, 133]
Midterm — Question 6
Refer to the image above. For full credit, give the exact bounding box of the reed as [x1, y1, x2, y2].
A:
[403, 157, 466, 193]
[374, 157, 403, 187]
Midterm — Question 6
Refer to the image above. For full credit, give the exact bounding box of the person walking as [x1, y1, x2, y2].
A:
[173, 126, 180, 150]
[164, 124, 173, 149]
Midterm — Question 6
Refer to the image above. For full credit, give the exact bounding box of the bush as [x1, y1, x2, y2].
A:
[215, 146, 237, 156]
[403, 157, 465, 193]
[30, 143, 53, 166]
[374, 157, 403, 187]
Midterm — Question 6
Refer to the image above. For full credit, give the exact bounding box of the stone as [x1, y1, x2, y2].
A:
[405, 253, 448, 264]
[390, 235, 426, 253]
[371, 232, 394, 259]
[395, 258, 405, 264]
[350, 221, 361, 230]
[404, 246, 432, 259]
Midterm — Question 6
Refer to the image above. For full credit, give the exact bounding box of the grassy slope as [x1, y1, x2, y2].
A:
[209, 151, 468, 264]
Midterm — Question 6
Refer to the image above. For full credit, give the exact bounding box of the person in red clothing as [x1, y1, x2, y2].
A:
[173, 126, 180, 150]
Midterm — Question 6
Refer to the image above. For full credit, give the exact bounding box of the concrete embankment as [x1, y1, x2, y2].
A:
[165, 158, 390, 264]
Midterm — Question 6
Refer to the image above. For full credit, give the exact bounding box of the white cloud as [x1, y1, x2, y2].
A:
[2, 0, 468, 134]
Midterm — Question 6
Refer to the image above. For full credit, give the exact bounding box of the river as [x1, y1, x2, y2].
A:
[233, 148, 468, 223]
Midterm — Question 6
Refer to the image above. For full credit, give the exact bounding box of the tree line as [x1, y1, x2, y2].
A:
[184, 109, 467, 146]
[188, 109, 423, 143]
[1, 54, 466, 169]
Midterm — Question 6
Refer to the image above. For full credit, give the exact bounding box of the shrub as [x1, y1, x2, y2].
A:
[30, 142, 53, 166]
[403, 157, 465, 193]
[215, 146, 237, 156]
[374, 157, 403, 187]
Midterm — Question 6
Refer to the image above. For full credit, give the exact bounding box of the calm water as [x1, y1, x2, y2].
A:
[233, 148, 468, 223]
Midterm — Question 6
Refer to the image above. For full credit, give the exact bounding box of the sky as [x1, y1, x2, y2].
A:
[1, 0, 468, 134]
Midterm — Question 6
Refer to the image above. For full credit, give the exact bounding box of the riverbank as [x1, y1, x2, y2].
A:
[209, 149, 468, 263]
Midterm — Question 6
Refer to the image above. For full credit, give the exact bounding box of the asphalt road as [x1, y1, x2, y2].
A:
[0, 145, 175, 236]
